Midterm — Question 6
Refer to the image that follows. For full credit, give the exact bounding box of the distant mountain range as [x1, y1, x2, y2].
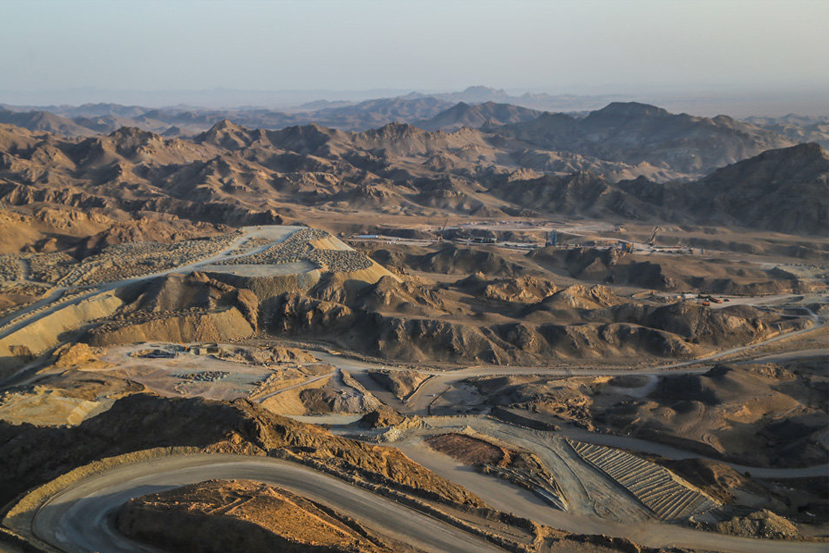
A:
[0, 110, 825, 236]
[1, 97, 821, 179]
[744, 114, 828, 147]
[416, 102, 543, 132]
[401, 85, 624, 111]
[1, 91, 826, 160]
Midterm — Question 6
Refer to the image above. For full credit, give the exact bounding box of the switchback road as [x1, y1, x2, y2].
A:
[31, 454, 507, 553]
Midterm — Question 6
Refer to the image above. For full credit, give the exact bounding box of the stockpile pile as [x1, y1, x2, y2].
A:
[0, 254, 23, 286]
[65, 232, 241, 287]
[311, 249, 373, 272]
[84, 272, 260, 347]
[176, 371, 230, 382]
[27, 252, 77, 284]
[226, 236, 272, 256]
[568, 440, 719, 520]
[219, 229, 373, 273]
[695, 509, 800, 540]
[218, 229, 329, 266]
[88, 306, 219, 338]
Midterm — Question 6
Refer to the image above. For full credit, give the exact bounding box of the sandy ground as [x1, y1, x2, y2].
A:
[95, 344, 331, 403]
[98, 345, 275, 401]
[0, 392, 115, 426]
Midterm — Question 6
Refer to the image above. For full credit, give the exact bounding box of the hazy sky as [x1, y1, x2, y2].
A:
[1, 0, 827, 112]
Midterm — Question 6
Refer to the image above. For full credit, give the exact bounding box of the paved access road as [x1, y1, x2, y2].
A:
[31, 454, 507, 553]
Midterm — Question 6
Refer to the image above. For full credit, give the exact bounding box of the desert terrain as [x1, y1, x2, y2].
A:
[0, 95, 826, 553]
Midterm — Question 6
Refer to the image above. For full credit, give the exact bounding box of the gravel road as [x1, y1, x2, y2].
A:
[31, 454, 507, 553]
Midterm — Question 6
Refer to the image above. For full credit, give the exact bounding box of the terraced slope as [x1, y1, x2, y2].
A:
[568, 440, 719, 520]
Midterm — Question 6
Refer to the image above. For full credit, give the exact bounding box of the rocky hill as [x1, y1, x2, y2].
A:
[494, 143, 829, 234]
[489, 171, 655, 220]
[403, 85, 623, 111]
[0, 97, 454, 136]
[663, 143, 829, 233]
[0, 100, 803, 178]
[492, 102, 795, 174]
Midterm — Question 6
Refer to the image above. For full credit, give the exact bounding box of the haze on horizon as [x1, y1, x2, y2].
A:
[1, 0, 828, 117]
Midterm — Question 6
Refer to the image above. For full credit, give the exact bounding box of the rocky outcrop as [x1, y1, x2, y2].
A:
[454, 274, 556, 303]
[358, 405, 406, 429]
[527, 246, 813, 294]
[617, 302, 807, 347]
[694, 509, 799, 540]
[268, 271, 808, 365]
[377, 244, 524, 277]
[367, 369, 430, 400]
[53, 342, 97, 368]
[528, 247, 673, 289]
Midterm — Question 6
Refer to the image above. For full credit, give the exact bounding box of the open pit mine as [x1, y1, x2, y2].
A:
[0, 98, 826, 553]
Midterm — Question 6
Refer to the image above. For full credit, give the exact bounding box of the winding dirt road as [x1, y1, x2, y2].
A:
[29, 451, 828, 553]
[31, 454, 507, 553]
